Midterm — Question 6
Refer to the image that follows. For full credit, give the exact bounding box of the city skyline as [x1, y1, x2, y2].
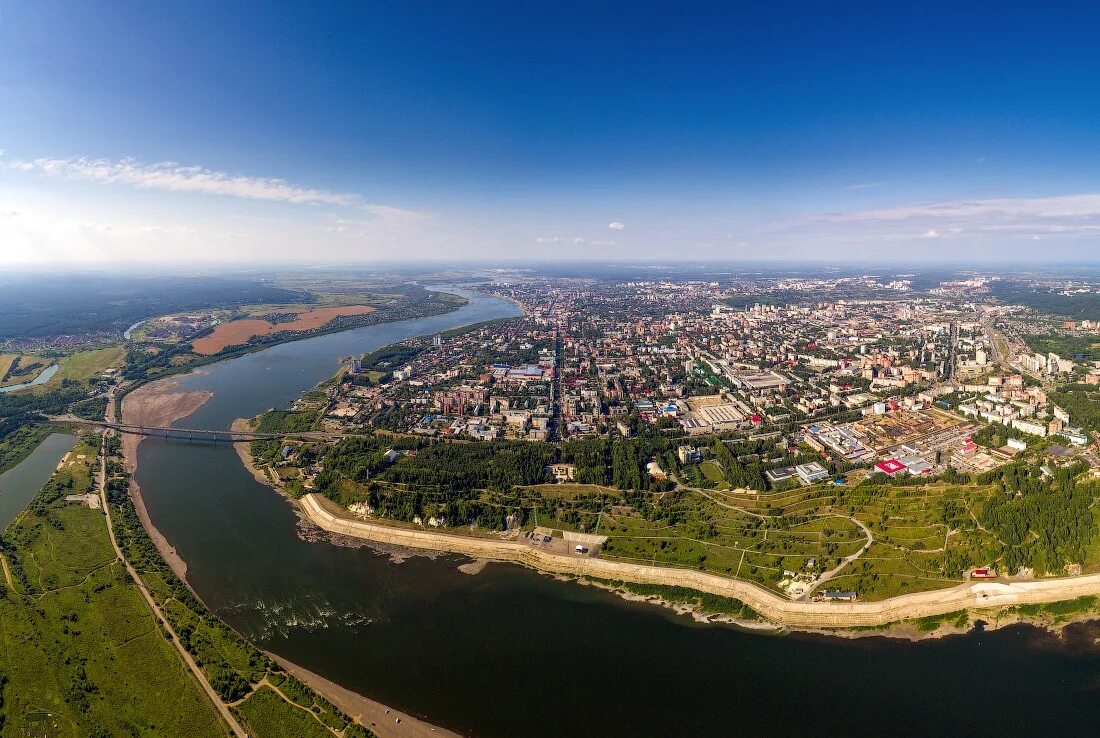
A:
[4, 1, 1100, 264]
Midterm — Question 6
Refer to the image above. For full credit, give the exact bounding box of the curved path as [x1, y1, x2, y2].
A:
[805, 516, 874, 597]
[301, 493, 1100, 629]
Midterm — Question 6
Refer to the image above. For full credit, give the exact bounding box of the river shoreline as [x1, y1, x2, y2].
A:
[266, 653, 461, 738]
[293, 492, 1100, 639]
[230, 417, 274, 487]
[124, 373, 460, 738]
[120, 377, 214, 580]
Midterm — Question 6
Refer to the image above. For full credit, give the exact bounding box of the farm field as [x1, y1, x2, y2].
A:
[0, 353, 53, 388]
[192, 305, 376, 355]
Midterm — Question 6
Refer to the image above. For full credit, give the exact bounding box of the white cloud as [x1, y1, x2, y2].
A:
[844, 182, 885, 190]
[608, 221, 626, 230]
[779, 192, 1100, 248]
[9, 154, 424, 219]
[829, 193, 1100, 223]
[532, 235, 617, 247]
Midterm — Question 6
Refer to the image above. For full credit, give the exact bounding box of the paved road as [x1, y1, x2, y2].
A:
[51, 414, 341, 443]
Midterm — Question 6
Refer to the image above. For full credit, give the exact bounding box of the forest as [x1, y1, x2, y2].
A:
[978, 460, 1097, 574]
[990, 281, 1100, 321]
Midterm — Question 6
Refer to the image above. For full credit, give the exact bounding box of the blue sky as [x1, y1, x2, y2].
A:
[3, 0, 1100, 263]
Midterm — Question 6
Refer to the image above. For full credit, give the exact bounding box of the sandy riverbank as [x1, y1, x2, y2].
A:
[120, 378, 214, 580]
[266, 653, 460, 738]
[125, 391, 459, 736]
[298, 493, 1100, 632]
[230, 417, 275, 487]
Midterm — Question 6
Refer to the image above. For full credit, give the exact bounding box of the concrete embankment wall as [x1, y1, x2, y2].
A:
[300, 494, 1100, 628]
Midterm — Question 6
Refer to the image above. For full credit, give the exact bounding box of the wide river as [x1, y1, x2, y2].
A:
[135, 287, 1100, 736]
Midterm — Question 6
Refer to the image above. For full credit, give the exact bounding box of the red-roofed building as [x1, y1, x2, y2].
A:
[875, 459, 907, 476]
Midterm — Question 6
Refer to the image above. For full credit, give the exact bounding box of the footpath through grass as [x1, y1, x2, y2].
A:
[0, 431, 382, 737]
[99, 435, 379, 738]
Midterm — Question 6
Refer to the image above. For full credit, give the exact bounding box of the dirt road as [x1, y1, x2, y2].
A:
[96, 431, 246, 737]
[0, 553, 13, 590]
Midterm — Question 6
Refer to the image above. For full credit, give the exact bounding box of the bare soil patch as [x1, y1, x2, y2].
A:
[120, 378, 214, 580]
[192, 305, 376, 355]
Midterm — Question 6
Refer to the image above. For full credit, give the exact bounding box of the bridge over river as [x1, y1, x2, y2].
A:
[49, 416, 342, 444]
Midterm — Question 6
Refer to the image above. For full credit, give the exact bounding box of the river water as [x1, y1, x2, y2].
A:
[133, 287, 1100, 736]
[0, 432, 77, 530]
[0, 363, 59, 394]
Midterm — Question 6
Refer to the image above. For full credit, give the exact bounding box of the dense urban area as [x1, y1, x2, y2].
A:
[247, 270, 1100, 605]
[7, 268, 1100, 734]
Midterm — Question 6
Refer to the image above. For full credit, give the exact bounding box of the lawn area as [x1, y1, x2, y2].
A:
[699, 460, 726, 484]
[522, 482, 622, 500]
[0, 435, 229, 737]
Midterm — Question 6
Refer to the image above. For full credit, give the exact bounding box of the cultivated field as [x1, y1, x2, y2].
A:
[192, 306, 376, 355]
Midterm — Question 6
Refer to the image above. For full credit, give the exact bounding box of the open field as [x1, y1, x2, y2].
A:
[234, 686, 334, 738]
[55, 346, 125, 382]
[192, 306, 376, 354]
[520, 482, 623, 500]
[26, 346, 127, 395]
[0, 353, 53, 388]
[699, 460, 726, 484]
[0, 435, 230, 737]
[0, 353, 19, 381]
